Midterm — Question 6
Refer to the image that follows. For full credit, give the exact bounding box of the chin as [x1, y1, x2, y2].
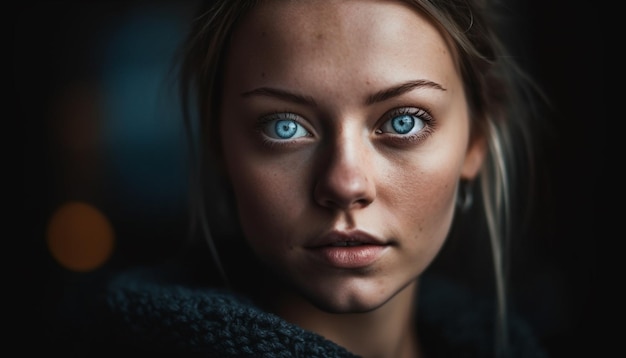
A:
[313, 299, 385, 314]
[263, 258, 418, 314]
[297, 279, 402, 314]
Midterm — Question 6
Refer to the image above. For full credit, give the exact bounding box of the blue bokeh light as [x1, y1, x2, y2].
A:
[97, 4, 192, 217]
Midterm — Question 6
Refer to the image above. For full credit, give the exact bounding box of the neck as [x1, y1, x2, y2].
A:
[269, 281, 422, 358]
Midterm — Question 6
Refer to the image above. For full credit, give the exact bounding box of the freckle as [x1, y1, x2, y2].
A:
[316, 33, 324, 40]
[261, 72, 266, 78]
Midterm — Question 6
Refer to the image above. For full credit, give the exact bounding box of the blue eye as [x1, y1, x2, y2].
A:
[380, 111, 426, 136]
[275, 120, 298, 138]
[391, 115, 415, 134]
[262, 115, 310, 140]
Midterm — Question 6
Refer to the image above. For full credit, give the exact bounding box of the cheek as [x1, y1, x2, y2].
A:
[222, 142, 311, 254]
[393, 169, 457, 233]
[380, 107, 469, 240]
[380, 150, 463, 253]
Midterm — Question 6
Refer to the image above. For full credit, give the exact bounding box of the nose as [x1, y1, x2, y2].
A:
[313, 132, 376, 211]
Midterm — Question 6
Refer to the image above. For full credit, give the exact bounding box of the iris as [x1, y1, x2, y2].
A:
[275, 120, 298, 138]
[391, 115, 415, 134]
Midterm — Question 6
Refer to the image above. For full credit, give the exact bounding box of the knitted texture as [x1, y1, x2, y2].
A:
[94, 265, 549, 358]
[105, 266, 360, 357]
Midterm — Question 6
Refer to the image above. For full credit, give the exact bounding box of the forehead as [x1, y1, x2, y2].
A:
[232, 0, 451, 51]
[225, 0, 461, 95]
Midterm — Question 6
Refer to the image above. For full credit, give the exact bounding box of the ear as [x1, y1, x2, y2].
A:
[460, 133, 487, 180]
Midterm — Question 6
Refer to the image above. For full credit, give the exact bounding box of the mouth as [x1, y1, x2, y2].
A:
[329, 241, 368, 247]
[306, 230, 390, 269]
[307, 229, 388, 248]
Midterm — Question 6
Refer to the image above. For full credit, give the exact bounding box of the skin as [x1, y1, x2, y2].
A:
[219, 0, 485, 356]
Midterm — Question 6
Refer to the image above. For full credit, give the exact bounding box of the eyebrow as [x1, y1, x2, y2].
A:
[240, 79, 446, 106]
[366, 79, 446, 105]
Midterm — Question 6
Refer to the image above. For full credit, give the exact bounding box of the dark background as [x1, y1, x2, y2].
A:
[18, 1, 603, 356]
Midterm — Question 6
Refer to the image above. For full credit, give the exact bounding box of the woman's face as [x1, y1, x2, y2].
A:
[219, 0, 485, 313]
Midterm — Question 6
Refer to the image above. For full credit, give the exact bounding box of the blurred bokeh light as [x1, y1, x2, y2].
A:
[28, 1, 196, 269]
[46, 201, 115, 272]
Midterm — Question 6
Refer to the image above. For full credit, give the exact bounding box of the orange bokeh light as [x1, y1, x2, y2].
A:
[46, 201, 115, 272]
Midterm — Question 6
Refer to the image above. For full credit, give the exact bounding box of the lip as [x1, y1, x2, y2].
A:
[306, 230, 387, 248]
[306, 230, 390, 269]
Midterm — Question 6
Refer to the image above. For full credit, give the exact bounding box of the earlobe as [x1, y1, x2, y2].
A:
[460, 135, 487, 180]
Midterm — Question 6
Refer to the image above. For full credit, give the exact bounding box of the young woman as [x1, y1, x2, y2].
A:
[64, 0, 550, 357]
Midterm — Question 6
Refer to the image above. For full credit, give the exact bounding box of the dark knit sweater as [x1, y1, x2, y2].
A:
[46, 264, 549, 358]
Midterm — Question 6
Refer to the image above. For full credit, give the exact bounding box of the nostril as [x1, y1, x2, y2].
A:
[313, 174, 375, 210]
[313, 138, 376, 210]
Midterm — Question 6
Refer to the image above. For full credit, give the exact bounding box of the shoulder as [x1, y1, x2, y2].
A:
[91, 264, 359, 357]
